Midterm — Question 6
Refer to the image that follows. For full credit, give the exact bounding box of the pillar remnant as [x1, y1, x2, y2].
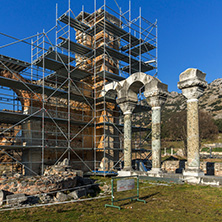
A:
[145, 79, 168, 175]
[118, 101, 137, 171]
[102, 72, 168, 176]
[178, 68, 207, 177]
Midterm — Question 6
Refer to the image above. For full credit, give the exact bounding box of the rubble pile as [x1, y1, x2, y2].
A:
[0, 159, 99, 208]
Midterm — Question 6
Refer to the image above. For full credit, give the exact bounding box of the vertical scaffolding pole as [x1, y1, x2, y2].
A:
[55, 3, 58, 150]
[103, 0, 106, 176]
[139, 7, 142, 160]
[156, 19, 158, 77]
[68, 0, 71, 162]
[139, 7, 141, 73]
[55, 3, 58, 61]
[31, 39, 33, 81]
[129, 0, 131, 76]
[37, 32, 39, 79]
[93, 0, 97, 172]
[42, 30, 45, 175]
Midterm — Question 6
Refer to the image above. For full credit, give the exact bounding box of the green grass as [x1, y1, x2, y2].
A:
[1, 178, 222, 222]
[201, 147, 222, 152]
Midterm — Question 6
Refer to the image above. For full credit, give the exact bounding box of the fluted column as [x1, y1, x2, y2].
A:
[178, 68, 207, 176]
[145, 80, 168, 174]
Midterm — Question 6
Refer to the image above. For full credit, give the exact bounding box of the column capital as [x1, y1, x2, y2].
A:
[144, 80, 168, 108]
[146, 96, 167, 108]
[117, 100, 137, 115]
[177, 68, 207, 100]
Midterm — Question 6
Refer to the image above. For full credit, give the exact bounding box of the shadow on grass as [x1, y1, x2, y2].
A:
[140, 192, 160, 200]
[119, 192, 160, 207]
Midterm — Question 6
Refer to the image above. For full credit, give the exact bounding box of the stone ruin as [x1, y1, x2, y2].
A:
[1, 2, 220, 207]
[0, 158, 102, 208]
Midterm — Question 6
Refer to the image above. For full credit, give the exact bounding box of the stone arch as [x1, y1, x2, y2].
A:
[102, 72, 158, 103]
[0, 70, 42, 113]
[127, 72, 154, 95]
[105, 89, 117, 100]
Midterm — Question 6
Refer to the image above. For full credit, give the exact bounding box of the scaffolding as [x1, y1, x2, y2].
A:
[0, 0, 157, 176]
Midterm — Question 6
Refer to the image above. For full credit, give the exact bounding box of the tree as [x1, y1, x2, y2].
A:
[161, 110, 218, 157]
[214, 119, 222, 133]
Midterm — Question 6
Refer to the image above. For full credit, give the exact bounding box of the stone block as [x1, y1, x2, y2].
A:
[6, 194, 27, 205]
[68, 188, 86, 200]
[55, 192, 69, 202]
[145, 79, 168, 97]
[179, 68, 206, 82]
[74, 170, 83, 177]
[39, 193, 52, 204]
[0, 190, 5, 206]
[13, 173, 22, 179]
[177, 68, 207, 95]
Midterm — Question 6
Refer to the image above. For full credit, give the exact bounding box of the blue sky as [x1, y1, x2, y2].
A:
[0, 0, 222, 92]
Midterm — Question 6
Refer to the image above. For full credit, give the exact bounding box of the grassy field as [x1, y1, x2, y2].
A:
[0, 177, 222, 222]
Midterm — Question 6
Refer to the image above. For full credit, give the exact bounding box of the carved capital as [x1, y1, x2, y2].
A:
[118, 101, 137, 115]
[144, 79, 168, 108]
[177, 68, 207, 100]
[146, 96, 167, 108]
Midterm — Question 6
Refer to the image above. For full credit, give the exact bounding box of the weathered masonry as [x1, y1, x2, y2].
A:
[103, 72, 168, 175]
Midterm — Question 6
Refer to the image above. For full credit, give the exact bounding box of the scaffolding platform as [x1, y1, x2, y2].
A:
[96, 70, 125, 81]
[0, 54, 30, 73]
[87, 18, 139, 43]
[96, 122, 149, 132]
[58, 13, 90, 32]
[59, 37, 93, 57]
[95, 45, 155, 73]
[34, 55, 91, 81]
[0, 110, 92, 126]
[125, 41, 156, 57]
[0, 76, 93, 104]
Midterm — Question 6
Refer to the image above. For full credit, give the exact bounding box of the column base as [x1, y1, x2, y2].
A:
[118, 170, 134, 177]
[123, 166, 133, 171]
[183, 168, 204, 177]
[148, 168, 163, 177]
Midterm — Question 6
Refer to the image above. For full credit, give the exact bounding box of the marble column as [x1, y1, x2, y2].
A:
[178, 68, 207, 177]
[151, 105, 161, 171]
[145, 80, 168, 174]
[118, 101, 137, 171]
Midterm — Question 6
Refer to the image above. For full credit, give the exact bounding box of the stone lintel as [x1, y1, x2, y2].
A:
[178, 68, 207, 100]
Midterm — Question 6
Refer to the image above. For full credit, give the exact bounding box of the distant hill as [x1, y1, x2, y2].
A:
[163, 78, 222, 120]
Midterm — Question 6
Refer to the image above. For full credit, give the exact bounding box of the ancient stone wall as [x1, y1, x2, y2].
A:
[161, 160, 222, 176]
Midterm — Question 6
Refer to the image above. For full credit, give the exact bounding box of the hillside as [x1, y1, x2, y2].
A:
[163, 78, 222, 119]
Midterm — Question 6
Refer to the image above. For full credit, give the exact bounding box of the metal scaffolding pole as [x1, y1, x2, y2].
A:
[93, 0, 97, 172]
[42, 29, 45, 175]
[68, 0, 71, 162]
